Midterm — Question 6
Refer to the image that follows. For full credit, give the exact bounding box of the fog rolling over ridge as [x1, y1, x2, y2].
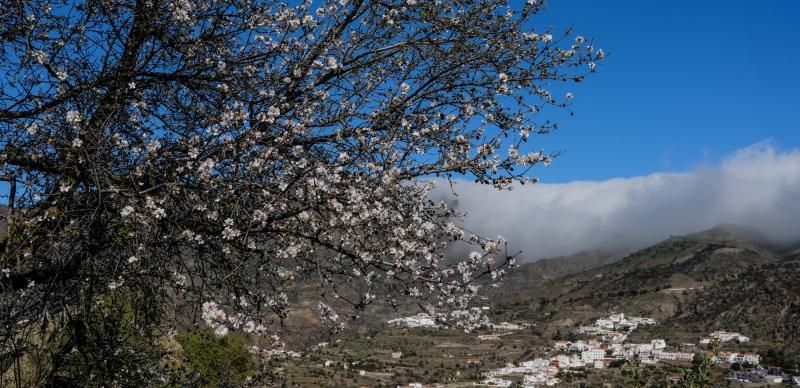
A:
[435, 142, 800, 261]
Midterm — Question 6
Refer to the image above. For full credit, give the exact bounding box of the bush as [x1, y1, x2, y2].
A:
[45, 294, 163, 387]
[609, 359, 627, 368]
[176, 329, 257, 387]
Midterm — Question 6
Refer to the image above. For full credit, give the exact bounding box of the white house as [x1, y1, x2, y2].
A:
[553, 341, 570, 350]
[713, 352, 759, 365]
[706, 331, 750, 343]
[569, 341, 590, 351]
[524, 374, 560, 387]
[653, 351, 694, 361]
[637, 343, 654, 353]
[740, 353, 760, 365]
[651, 339, 667, 350]
[581, 348, 605, 362]
[387, 313, 438, 328]
[595, 319, 615, 330]
[556, 355, 571, 368]
[520, 359, 550, 369]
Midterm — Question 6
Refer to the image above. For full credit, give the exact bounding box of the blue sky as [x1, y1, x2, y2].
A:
[527, 0, 800, 182]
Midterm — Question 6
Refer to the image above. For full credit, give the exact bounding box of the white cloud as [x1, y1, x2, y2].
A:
[434, 141, 800, 261]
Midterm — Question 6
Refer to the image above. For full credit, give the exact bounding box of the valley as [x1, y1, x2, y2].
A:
[269, 225, 800, 386]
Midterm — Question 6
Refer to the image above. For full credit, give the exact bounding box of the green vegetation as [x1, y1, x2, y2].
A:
[760, 348, 800, 372]
[677, 353, 714, 387]
[175, 329, 257, 387]
[4, 294, 164, 387]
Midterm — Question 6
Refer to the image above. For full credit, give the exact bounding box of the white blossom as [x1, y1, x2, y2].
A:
[120, 206, 135, 218]
[146, 140, 160, 153]
[214, 325, 229, 337]
[32, 50, 48, 64]
[222, 218, 241, 240]
[65, 110, 82, 126]
[170, 0, 194, 24]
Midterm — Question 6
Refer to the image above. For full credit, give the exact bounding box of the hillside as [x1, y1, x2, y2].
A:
[502, 250, 618, 288]
[783, 242, 800, 261]
[673, 260, 800, 350]
[488, 225, 800, 352]
[511, 226, 777, 314]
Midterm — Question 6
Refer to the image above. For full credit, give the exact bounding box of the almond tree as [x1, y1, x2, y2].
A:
[0, 0, 601, 383]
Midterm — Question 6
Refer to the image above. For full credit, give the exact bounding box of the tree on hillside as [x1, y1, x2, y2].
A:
[678, 353, 715, 388]
[0, 0, 600, 384]
[623, 355, 648, 388]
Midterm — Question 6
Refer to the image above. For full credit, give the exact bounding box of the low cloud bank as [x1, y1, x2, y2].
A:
[435, 142, 800, 261]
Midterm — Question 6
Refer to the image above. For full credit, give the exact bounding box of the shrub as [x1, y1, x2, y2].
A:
[176, 329, 257, 387]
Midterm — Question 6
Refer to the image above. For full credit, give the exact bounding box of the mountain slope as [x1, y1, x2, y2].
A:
[673, 259, 800, 350]
[503, 250, 618, 287]
[491, 225, 800, 351]
[782, 242, 800, 261]
[535, 228, 776, 313]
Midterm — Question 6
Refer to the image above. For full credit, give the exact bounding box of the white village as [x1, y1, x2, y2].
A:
[480, 313, 765, 387]
[387, 312, 768, 387]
